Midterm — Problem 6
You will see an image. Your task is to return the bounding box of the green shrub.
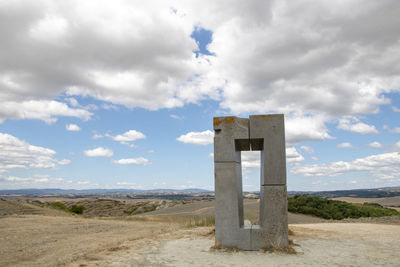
[49,202,69,212]
[70,205,85,214]
[288,195,400,220]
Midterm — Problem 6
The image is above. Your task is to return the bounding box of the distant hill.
[0,188,212,195]
[289,186,400,198]
[1,186,400,198]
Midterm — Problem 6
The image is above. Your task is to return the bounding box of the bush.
[49,202,69,212]
[288,195,400,220]
[70,205,85,214]
[49,202,85,214]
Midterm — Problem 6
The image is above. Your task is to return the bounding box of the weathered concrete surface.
[214,114,288,250]
[250,115,286,185]
[213,117,249,163]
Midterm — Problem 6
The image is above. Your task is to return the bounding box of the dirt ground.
[1,214,400,266]
[0,215,179,266]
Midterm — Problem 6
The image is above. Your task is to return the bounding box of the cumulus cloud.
[92,133,104,139]
[286,147,305,163]
[66,123,81,131]
[0,133,62,171]
[177,130,214,145]
[337,117,379,134]
[83,147,113,157]
[291,152,400,180]
[285,114,333,144]
[241,147,304,169]
[58,159,71,165]
[0,0,212,120]
[395,141,400,150]
[112,157,150,166]
[300,146,314,154]
[1,0,400,143]
[367,141,383,148]
[0,100,92,124]
[337,142,354,148]
[111,130,146,142]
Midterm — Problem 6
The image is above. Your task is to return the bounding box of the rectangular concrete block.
[215,226,252,250]
[250,115,286,185]
[214,117,249,162]
[251,224,289,249]
[214,162,243,229]
[257,185,288,248]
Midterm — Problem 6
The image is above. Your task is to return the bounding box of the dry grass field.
[1,198,400,266]
[332,196,400,212]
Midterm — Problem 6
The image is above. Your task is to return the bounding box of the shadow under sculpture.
[213,115,288,250]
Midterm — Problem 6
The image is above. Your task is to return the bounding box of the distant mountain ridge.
[288,186,400,198]
[1,186,400,198]
[0,188,212,195]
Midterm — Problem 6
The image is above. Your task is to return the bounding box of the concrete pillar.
[214,114,288,250]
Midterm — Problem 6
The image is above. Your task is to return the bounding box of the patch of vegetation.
[70,205,85,214]
[288,195,400,220]
[185,216,215,228]
[49,202,70,212]
[49,202,85,214]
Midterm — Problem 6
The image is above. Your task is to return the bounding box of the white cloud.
[241,151,261,169]
[393,106,400,112]
[337,117,379,134]
[92,133,104,139]
[285,114,333,144]
[395,141,400,150]
[65,98,79,107]
[292,152,400,180]
[83,147,113,157]
[170,114,184,120]
[286,147,305,163]
[1,1,400,141]
[337,142,354,148]
[112,157,150,166]
[0,175,100,189]
[116,182,136,186]
[111,130,146,142]
[241,147,304,169]
[0,100,92,124]
[66,123,81,131]
[392,127,400,134]
[300,146,314,154]
[177,130,214,145]
[367,141,383,148]
[58,159,71,165]
[0,133,61,171]
[102,104,118,110]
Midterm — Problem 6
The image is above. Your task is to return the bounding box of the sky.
[0,0,400,192]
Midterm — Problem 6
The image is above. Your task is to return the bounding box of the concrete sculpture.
[213,115,288,250]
